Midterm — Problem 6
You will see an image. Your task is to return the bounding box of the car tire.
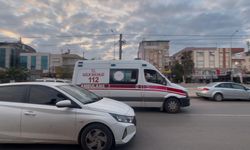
[213,93,223,101]
[164,98,180,113]
[80,123,114,150]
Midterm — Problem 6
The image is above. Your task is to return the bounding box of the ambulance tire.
[164,97,180,113]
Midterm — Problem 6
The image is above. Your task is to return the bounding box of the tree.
[180,51,194,83]
[55,66,73,79]
[171,61,184,83]
[5,67,29,81]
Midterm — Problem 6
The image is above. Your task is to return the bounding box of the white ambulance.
[72,60,190,113]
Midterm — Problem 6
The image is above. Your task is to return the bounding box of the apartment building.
[232,51,250,74]
[172,47,244,79]
[138,40,170,72]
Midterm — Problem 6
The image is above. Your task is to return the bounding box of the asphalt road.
[2,98,250,150]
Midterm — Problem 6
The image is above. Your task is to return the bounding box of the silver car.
[196,82,250,101]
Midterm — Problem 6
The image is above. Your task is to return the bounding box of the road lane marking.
[185,114,250,117]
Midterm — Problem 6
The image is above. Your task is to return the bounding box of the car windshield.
[58,85,102,104]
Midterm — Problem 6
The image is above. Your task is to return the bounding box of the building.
[232,51,250,74]
[138,40,170,72]
[54,53,83,78]
[20,53,50,80]
[50,54,63,73]
[0,42,36,70]
[171,47,244,81]
[20,53,50,73]
[20,52,83,79]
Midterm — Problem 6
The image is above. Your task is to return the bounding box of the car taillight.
[202,88,210,91]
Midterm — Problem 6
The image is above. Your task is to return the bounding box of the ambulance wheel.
[164,98,180,113]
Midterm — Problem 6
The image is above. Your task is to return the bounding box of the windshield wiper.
[84,97,103,104]
[93,97,103,101]
[84,100,95,104]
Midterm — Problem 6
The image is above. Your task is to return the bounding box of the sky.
[0,0,250,60]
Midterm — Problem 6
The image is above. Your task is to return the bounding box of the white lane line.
[185,114,250,117]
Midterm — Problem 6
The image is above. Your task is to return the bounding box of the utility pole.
[119,34,122,60]
[111,29,116,60]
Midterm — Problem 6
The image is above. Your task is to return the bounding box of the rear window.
[0,85,28,103]
[206,82,218,87]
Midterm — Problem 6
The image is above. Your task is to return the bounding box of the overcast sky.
[0,0,250,60]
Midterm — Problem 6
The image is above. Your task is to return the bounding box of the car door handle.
[24,111,36,116]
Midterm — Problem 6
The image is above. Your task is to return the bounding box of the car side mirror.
[56,100,72,108]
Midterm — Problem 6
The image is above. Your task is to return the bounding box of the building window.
[10,49,19,68]
[209,51,215,68]
[31,56,36,70]
[20,56,28,68]
[41,56,48,70]
[219,52,223,68]
[196,52,204,68]
[0,48,6,68]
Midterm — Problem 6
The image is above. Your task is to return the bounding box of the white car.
[0,82,136,150]
[35,78,71,83]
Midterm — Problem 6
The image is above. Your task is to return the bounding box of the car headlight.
[110,113,134,123]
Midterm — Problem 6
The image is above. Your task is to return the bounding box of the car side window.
[110,69,138,84]
[232,84,245,90]
[144,69,167,85]
[29,85,68,106]
[0,85,28,103]
[216,83,232,88]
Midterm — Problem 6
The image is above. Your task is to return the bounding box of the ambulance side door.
[108,68,143,107]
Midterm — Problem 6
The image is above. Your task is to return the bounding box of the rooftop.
[0,41,36,53]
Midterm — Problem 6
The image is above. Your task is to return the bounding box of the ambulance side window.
[144,69,167,85]
[110,69,138,84]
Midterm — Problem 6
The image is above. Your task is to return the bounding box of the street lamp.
[111,29,116,60]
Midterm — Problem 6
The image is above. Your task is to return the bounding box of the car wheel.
[80,123,113,150]
[213,93,223,101]
[164,98,180,113]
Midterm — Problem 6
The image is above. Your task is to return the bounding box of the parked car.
[0,82,136,150]
[72,60,190,113]
[196,82,250,101]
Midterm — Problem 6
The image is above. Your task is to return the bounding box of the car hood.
[86,98,134,116]
[170,83,187,92]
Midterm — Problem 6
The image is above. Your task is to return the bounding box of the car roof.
[206,82,242,87]
[0,82,69,87]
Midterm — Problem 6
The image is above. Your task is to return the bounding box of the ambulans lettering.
[82,69,105,77]
[76,68,109,84]
[88,77,99,83]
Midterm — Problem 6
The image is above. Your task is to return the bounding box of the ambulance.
[72,60,190,113]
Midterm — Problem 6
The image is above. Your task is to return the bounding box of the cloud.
[0,0,250,59]
[0,29,19,39]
